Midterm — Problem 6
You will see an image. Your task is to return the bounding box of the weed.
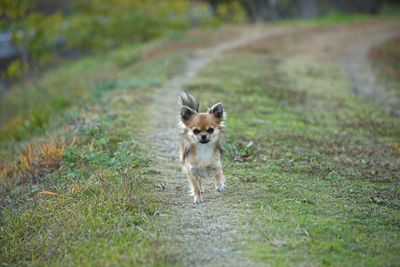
[0,142,67,185]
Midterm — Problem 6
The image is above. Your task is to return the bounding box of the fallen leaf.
[38,190,64,198]
[236,141,244,148]
[55,165,63,173]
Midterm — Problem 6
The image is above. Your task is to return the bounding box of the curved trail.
[136,27,273,266]
[134,22,400,266]
[133,27,294,266]
[344,29,400,117]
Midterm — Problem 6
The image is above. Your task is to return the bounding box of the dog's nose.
[201,135,207,140]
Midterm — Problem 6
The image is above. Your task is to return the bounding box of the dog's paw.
[216,185,224,192]
[193,199,202,204]
[193,194,202,204]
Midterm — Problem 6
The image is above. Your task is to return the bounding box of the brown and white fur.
[178,91,225,204]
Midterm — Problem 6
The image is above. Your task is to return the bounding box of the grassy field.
[1,16,400,266]
[189,51,400,265]
[0,33,193,265]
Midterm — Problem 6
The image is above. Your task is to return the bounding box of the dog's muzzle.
[199,134,210,144]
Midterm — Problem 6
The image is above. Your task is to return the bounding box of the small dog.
[178,91,225,203]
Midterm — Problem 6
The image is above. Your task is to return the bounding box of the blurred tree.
[2,0,398,83]
[31,0,71,15]
[1,0,222,81]
[204,0,400,21]
[215,1,246,23]
[0,0,32,78]
[0,0,63,80]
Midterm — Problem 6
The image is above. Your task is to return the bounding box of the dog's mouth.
[199,140,210,144]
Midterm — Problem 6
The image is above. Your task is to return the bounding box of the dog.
[178,91,225,203]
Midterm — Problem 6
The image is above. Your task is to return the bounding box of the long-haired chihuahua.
[178,91,225,203]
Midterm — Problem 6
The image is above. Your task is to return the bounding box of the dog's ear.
[181,105,196,124]
[209,102,223,121]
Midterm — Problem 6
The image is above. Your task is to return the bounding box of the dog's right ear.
[181,105,196,124]
[209,102,224,121]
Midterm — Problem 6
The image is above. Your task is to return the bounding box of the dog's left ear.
[181,105,196,125]
[209,102,224,121]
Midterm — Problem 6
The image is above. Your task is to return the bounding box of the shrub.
[1,0,218,79]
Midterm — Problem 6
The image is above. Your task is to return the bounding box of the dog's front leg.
[215,166,225,192]
[198,178,204,194]
[187,170,202,203]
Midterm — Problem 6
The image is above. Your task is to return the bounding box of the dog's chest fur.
[193,143,214,167]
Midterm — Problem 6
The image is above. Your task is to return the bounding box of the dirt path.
[282,20,400,116]
[135,27,280,266]
[134,21,400,266]
[344,29,400,117]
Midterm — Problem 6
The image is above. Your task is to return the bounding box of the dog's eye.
[193,129,200,134]
[207,127,214,134]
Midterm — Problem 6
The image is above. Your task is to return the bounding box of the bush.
[216,1,246,23]
[1,0,220,79]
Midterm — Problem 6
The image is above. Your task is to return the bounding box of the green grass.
[276,12,370,27]
[0,34,191,265]
[1,173,164,265]
[1,17,400,266]
[188,48,400,265]
[275,11,400,28]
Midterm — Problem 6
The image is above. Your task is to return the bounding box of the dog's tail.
[178,91,199,112]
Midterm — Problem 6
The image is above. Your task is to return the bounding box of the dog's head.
[180,102,224,145]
